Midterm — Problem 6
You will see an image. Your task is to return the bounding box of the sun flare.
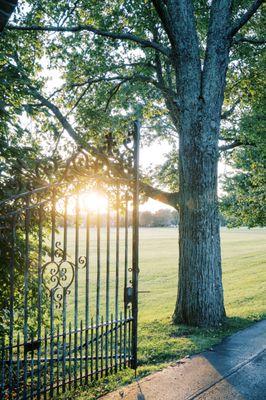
[57,191,109,215]
[79,191,108,213]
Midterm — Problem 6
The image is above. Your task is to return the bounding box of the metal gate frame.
[0,122,140,399]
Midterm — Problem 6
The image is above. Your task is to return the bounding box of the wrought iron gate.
[0,123,140,399]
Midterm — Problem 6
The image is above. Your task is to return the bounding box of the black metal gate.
[0,123,140,399]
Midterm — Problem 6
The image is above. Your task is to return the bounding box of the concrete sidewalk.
[100,320,266,400]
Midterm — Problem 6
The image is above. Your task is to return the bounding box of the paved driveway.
[100,320,266,400]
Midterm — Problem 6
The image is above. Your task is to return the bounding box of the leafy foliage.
[221,48,266,227]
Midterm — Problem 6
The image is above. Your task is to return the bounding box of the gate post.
[131,120,140,370]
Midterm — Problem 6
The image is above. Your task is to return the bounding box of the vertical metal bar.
[85,211,90,326]
[124,193,129,312]
[123,312,127,369]
[115,187,120,372]
[90,317,94,381]
[115,187,120,318]
[95,206,101,379]
[50,190,56,395]
[16,333,20,399]
[74,195,79,387]
[63,197,68,261]
[56,325,60,395]
[68,322,71,391]
[131,120,140,370]
[23,196,30,399]
[49,291,54,398]
[30,332,34,400]
[124,193,128,367]
[105,198,110,375]
[100,316,104,377]
[8,217,15,399]
[62,289,67,393]
[119,311,122,370]
[128,309,132,366]
[85,211,90,384]
[43,328,47,400]
[110,313,113,374]
[80,320,83,383]
[51,188,56,261]
[37,204,43,399]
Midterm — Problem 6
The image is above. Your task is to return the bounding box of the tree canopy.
[1,1,264,209]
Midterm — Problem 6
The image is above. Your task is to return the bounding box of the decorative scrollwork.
[78,255,87,269]
[42,259,75,307]
[54,241,64,259]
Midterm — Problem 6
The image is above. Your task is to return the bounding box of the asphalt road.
[100,320,266,400]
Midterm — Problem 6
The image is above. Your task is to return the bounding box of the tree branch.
[7,23,171,57]
[104,80,126,112]
[219,140,242,151]
[141,182,179,209]
[229,0,264,37]
[233,35,266,45]
[27,85,179,207]
[219,139,254,151]
[151,0,176,46]
[12,57,179,206]
[59,0,80,27]
[221,99,240,120]
[154,47,180,127]
[49,73,178,104]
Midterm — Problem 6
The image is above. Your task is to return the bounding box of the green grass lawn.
[58,227,266,399]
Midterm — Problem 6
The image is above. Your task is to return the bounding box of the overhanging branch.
[141,182,179,209]
[233,35,266,45]
[7,23,171,57]
[48,73,178,104]
[229,0,264,37]
[219,140,254,151]
[27,85,179,208]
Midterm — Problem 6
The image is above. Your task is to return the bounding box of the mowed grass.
[58,227,266,399]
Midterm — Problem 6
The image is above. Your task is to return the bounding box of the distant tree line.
[140,210,228,227]
[56,208,232,228]
[139,209,178,227]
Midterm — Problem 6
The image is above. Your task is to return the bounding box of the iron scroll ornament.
[42,241,87,307]
[41,259,75,308]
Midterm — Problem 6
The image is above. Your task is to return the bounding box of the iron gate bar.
[105,198,110,376]
[74,195,79,388]
[85,210,90,384]
[132,120,140,370]
[37,203,43,399]
[23,196,30,399]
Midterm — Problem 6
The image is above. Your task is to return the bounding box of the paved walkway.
[100,320,266,400]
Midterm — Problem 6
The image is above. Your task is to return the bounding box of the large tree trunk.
[173,104,225,327]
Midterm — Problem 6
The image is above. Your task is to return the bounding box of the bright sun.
[79,191,108,213]
[59,191,108,215]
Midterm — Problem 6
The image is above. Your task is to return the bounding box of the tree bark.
[170,0,232,327]
[173,103,225,327]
